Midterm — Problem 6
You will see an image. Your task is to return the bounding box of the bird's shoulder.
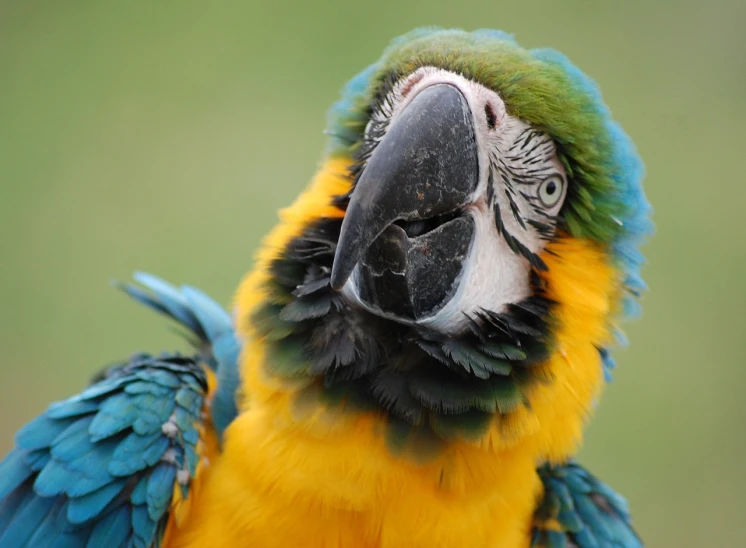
[531,461,643,548]
[0,273,241,548]
[0,352,211,548]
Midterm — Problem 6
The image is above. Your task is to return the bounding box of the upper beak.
[331,83,479,291]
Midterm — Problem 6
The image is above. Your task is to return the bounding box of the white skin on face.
[345,67,568,334]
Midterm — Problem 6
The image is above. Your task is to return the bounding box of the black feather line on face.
[507,127,534,153]
[488,149,565,260]
[493,202,548,271]
[505,188,527,231]
[252,211,556,450]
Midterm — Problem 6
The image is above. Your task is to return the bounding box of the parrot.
[0,27,652,548]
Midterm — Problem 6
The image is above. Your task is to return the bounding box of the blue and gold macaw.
[0,28,651,547]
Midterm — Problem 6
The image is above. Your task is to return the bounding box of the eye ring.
[538,175,564,208]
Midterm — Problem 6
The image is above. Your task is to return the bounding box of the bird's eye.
[538,175,564,208]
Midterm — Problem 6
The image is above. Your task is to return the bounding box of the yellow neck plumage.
[221,157,620,547]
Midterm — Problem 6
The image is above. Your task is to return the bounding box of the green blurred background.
[1,1,744,545]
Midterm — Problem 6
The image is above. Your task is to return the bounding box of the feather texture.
[0,354,207,548]
[249,215,554,446]
[531,462,643,548]
[118,273,241,439]
[0,26,652,547]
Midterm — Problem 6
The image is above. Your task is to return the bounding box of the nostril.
[401,73,424,98]
[484,103,497,130]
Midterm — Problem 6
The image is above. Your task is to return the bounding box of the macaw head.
[239,28,652,458]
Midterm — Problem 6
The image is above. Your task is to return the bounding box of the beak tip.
[330,277,343,292]
[330,260,351,292]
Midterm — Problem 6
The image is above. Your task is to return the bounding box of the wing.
[0,353,208,548]
[118,272,242,439]
[0,273,242,547]
[531,461,643,548]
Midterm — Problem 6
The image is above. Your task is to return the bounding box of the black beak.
[331,84,479,295]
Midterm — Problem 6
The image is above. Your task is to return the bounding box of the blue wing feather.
[130,504,155,547]
[86,506,131,548]
[0,490,58,546]
[0,273,238,547]
[132,272,202,337]
[66,480,127,524]
[0,451,34,500]
[0,353,207,548]
[145,463,177,520]
[0,480,34,531]
[531,461,643,548]
[25,498,68,546]
[180,285,232,343]
[119,273,242,441]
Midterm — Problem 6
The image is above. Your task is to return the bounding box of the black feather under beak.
[331,83,479,320]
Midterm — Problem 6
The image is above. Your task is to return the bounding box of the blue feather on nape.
[0,353,207,548]
[531,461,643,548]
